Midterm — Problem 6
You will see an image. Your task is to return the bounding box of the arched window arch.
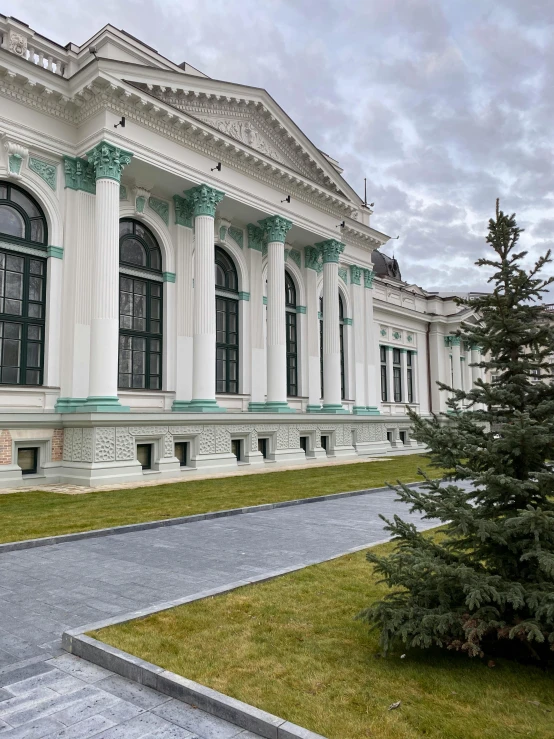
[285,271,298,397]
[215,246,239,394]
[118,219,163,390]
[0,182,47,385]
[319,293,345,400]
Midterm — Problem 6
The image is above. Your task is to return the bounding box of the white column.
[451,336,462,393]
[172,197,194,410]
[470,346,481,387]
[188,184,225,412]
[320,239,345,412]
[304,248,321,411]
[400,349,408,403]
[259,215,292,411]
[43,250,63,400]
[387,347,395,407]
[351,265,367,414]
[80,142,132,412]
[247,225,265,409]
[364,269,380,413]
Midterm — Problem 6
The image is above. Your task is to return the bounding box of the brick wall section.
[0,430,12,465]
[51,429,64,462]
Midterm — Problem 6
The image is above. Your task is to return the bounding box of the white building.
[0,17,484,488]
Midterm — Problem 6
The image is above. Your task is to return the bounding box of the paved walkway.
[0,487,442,738]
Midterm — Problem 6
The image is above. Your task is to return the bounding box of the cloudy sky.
[5,0,554,293]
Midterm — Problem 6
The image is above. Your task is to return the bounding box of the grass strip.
[0,455,431,545]
[92,541,554,739]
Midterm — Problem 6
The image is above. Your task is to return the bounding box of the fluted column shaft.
[318,239,345,413]
[451,337,462,392]
[400,349,409,403]
[266,241,287,403]
[470,347,480,387]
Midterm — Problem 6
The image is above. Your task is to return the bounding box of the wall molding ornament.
[120,184,128,200]
[304,245,322,272]
[173,193,193,227]
[285,247,301,268]
[185,183,225,218]
[350,264,362,285]
[247,223,264,252]
[258,215,293,244]
[363,268,374,289]
[132,186,150,215]
[4,140,28,180]
[86,140,133,182]
[338,265,348,283]
[316,239,345,264]
[228,225,244,249]
[63,155,96,194]
[28,156,57,190]
[148,195,169,225]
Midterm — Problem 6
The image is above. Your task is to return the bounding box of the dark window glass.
[215,247,239,394]
[380,346,388,402]
[285,272,298,397]
[231,438,242,461]
[119,220,163,390]
[0,183,47,244]
[258,437,267,458]
[18,447,38,475]
[175,441,189,467]
[393,349,402,402]
[407,352,414,403]
[137,444,152,470]
[300,436,308,453]
[0,246,46,385]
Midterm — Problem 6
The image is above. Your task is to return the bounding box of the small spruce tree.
[359,201,554,661]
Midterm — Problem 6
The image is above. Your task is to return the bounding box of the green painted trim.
[264,401,296,413]
[238,291,250,301]
[8,154,23,176]
[185,184,225,218]
[353,406,371,415]
[364,269,375,289]
[149,196,169,225]
[135,195,146,214]
[306,404,322,413]
[55,397,87,413]
[350,264,362,285]
[287,248,301,268]
[263,296,268,305]
[163,272,176,283]
[304,245,322,272]
[400,348,407,353]
[315,239,345,264]
[186,399,227,413]
[338,266,348,283]
[318,311,323,320]
[320,404,349,414]
[174,194,194,227]
[47,246,64,259]
[228,226,244,249]
[258,215,293,244]
[76,397,130,412]
[247,224,264,251]
[172,400,191,412]
[296,306,306,314]
[219,225,227,241]
[86,141,133,183]
[28,157,57,191]
[366,406,381,415]
[63,155,96,194]
[343,317,353,326]
[248,402,268,412]
[120,184,128,201]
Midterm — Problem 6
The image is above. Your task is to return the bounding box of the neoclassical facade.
[0,17,484,487]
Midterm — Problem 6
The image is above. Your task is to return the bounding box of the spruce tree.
[359,201,554,661]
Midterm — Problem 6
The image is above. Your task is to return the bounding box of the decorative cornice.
[350,264,362,286]
[149,196,169,225]
[86,141,133,183]
[316,239,345,264]
[258,215,293,244]
[185,183,225,218]
[28,157,57,190]
[173,194,193,227]
[63,155,96,194]
[247,223,264,252]
[364,269,374,289]
[163,271,176,283]
[228,226,244,249]
[304,246,322,272]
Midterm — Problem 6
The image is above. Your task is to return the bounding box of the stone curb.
[0,482,420,554]
[61,539,394,739]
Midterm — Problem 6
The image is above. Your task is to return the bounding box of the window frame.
[285,271,298,397]
[380,345,388,402]
[407,351,414,403]
[393,348,402,402]
[0,182,48,248]
[215,246,240,394]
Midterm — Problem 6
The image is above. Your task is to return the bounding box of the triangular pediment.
[127,81,347,192]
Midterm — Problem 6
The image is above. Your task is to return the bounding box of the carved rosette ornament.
[316,239,345,264]
[186,184,225,218]
[258,215,293,244]
[86,141,133,182]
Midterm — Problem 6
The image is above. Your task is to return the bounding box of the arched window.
[0,182,47,385]
[285,272,298,397]
[215,246,239,394]
[118,220,163,390]
[319,294,346,399]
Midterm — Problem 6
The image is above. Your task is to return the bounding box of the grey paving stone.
[51,689,120,727]
[5,686,100,727]
[45,656,114,684]
[0,716,65,738]
[154,699,245,738]
[0,688,12,702]
[92,711,196,738]
[98,701,144,724]
[51,714,117,738]
[94,675,171,711]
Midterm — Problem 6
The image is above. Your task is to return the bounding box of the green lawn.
[92,541,554,739]
[0,455,432,545]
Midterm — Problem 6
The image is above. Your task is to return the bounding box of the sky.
[4,0,554,294]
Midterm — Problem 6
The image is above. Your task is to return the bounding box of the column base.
[248,401,295,413]
[55,397,87,413]
[248,402,268,412]
[75,397,130,413]
[187,399,226,413]
[353,405,381,416]
[306,404,322,413]
[172,400,192,412]
[320,404,350,414]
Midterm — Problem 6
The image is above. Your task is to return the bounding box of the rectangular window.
[174,442,189,467]
[18,447,38,475]
[387,431,394,444]
[231,438,243,461]
[407,352,414,404]
[0,250,46,386]
[286,310,298,397]
[299,436,309,453]
[137,444,152,470]
[393,348,402,402]
[258,438,268,459]
[216,296,239,394]
[119,276,163,390]
[320,435,329,452]
[399,431,407,444]
[380,346,388,402]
